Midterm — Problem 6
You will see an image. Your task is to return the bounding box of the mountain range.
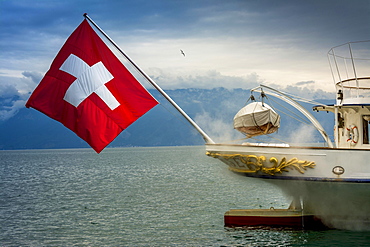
[0,87,335,151]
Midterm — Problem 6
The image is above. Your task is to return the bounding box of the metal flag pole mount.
[83,13,215,144]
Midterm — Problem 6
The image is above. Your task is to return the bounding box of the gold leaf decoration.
[206,152,315,175]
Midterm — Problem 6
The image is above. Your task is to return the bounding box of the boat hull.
[206,143,370,230]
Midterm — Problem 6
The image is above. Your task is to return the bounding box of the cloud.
[0,98,26,122]
[145,68,334,100]
[115,33,339,93]
[0,65,334,124]
[2,0,368,95]
[0,71,42,121]
[0,84,18,98]
[22,71,43,88]
[148,69,263,89]
[268,82,334,100]
[0,83,24,121]
[194,111,241,143]
[295,80,315,86]
[286,124,318,144]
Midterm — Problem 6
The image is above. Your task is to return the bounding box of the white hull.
[206,143,370,230]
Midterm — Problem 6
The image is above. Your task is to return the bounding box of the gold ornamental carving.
[206,152,315,175]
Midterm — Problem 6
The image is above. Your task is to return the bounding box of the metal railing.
[328,41,370,99]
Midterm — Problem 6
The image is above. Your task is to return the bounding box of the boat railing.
[336,77,370,102]
[328,41,370,102]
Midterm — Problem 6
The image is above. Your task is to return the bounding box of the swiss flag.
[26,19,158,153]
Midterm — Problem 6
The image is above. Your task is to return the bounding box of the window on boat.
[363,115,370,144]
[338,113,344,128]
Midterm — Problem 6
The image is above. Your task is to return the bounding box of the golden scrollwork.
[206,151,315,175]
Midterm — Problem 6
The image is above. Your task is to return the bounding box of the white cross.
[60,54,120,110]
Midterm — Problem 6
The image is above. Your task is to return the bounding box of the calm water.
[1,146,369,246]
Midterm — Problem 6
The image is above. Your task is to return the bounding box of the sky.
[0,0,369,120]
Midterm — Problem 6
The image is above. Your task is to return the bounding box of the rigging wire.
[254,91,311,126]
[240,89,330,145]
[267,97,311,125]
[277,90,329,107]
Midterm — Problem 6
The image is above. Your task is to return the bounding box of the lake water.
[1,146,369,246]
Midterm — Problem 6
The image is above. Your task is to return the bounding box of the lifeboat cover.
[233,102,280,137]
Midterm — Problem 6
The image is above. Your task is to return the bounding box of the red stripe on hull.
[224,209,325,229]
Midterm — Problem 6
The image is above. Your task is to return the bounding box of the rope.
[276,90,327,107]
[267,97,311,125]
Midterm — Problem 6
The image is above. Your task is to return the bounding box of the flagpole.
[83,14,215,144]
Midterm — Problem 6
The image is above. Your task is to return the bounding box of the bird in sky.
[180,49,185,57]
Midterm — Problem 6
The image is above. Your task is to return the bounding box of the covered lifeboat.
[233,102,281,137]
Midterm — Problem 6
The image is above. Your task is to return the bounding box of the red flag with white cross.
[26,19,158,153]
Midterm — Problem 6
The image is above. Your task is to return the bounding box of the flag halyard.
[26,19,158,153]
